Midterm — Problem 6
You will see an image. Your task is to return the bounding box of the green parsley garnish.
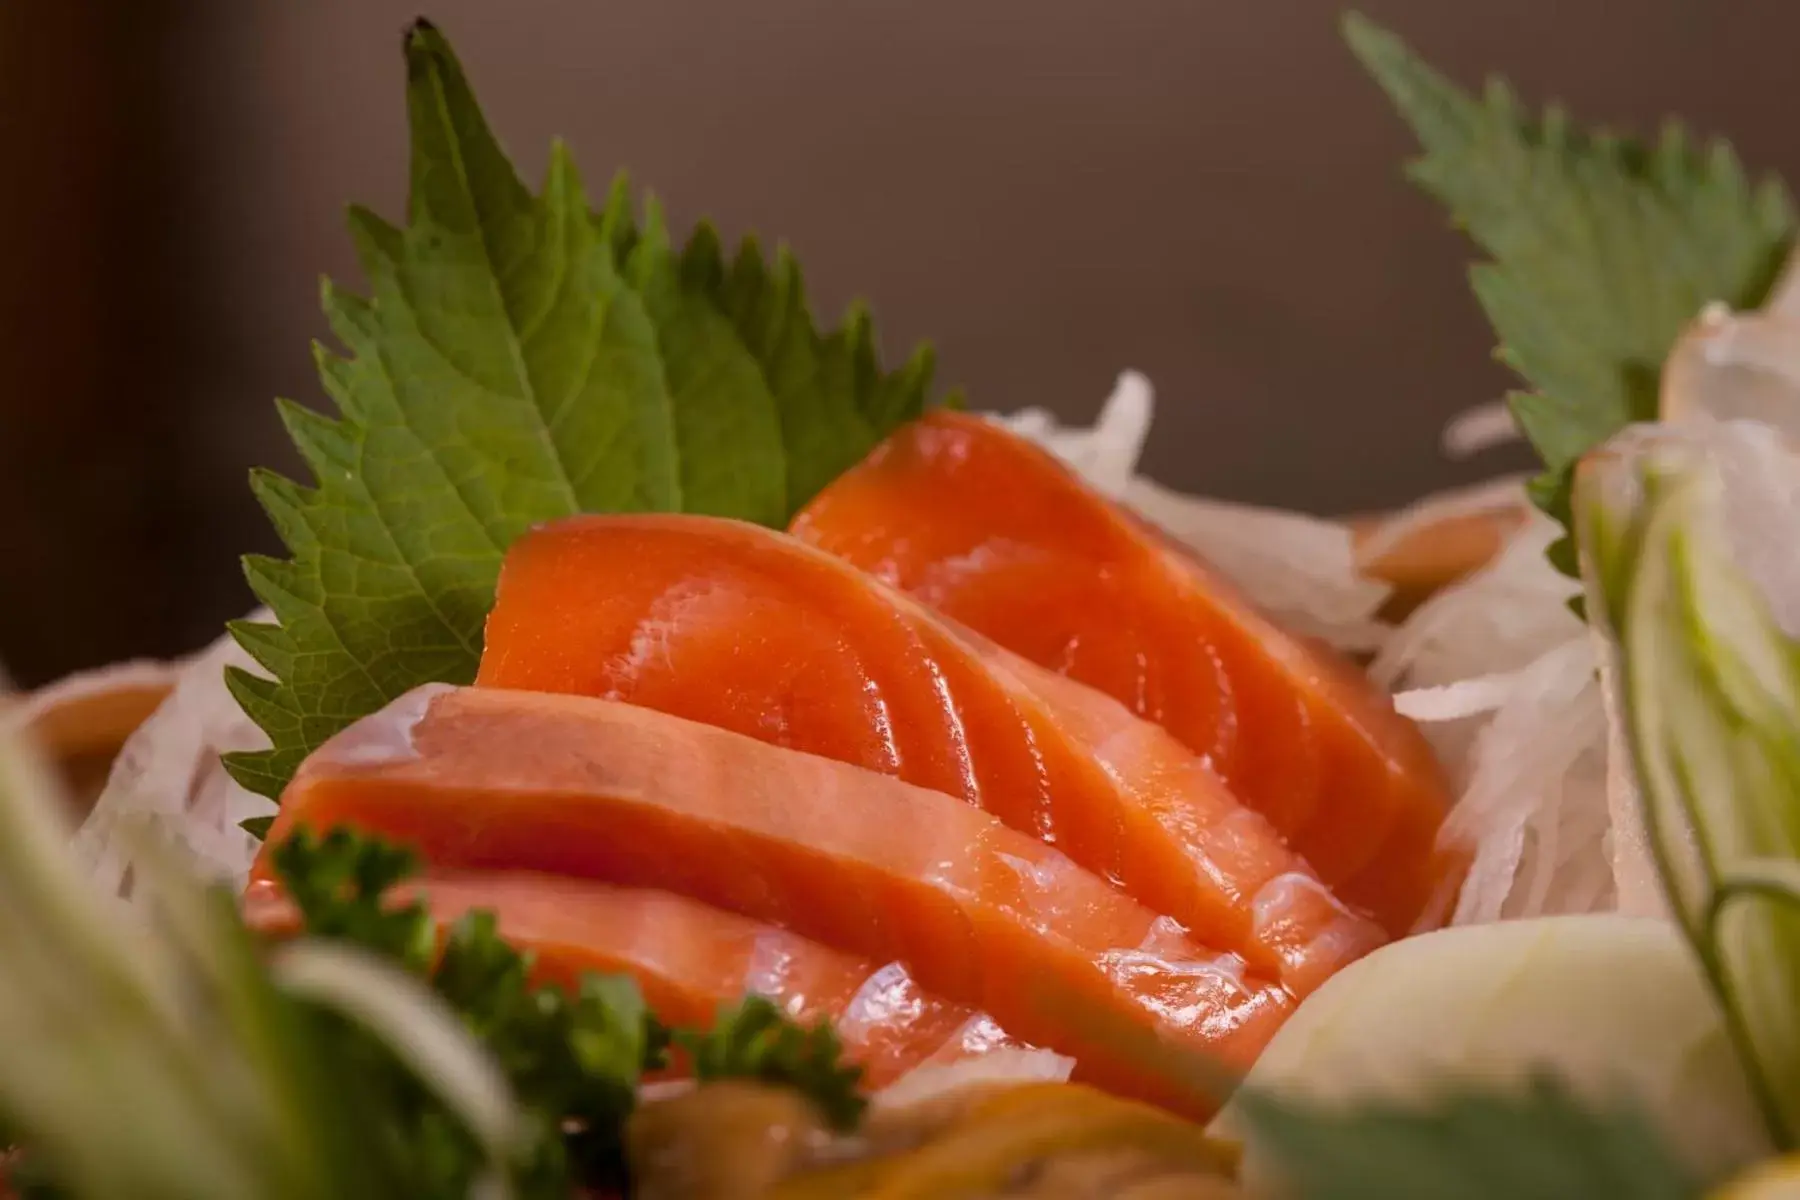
[223,20,950,806]
[1344,12,1794,580]
[677,996,867,1133]
[269,827,664,1191]
[266,825,867,1189]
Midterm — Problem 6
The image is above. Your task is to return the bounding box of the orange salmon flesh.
[243,871,1017,1087]
[254,685,1286,1118]
[791,411,1464,935]
[475,513,1384,996]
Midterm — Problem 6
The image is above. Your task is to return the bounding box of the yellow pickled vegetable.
[772,1083,1238,1199]
[1712,1156,1800,1200]
[627,1082,833,1200]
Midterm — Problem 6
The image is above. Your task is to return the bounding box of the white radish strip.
[996,370,1155,500]
[1393,675,1522,722]
[1440,401,1521,459]
[73,618,275,896]
[998,376,1392,655]
[876,1048,1076,1109]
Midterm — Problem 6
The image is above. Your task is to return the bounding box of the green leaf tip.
[1338,11,1394,68]
[402,17,452,72]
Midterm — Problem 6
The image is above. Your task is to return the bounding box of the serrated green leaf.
[1345,12,1794,573]
[719,240,900,511]
[222,750,293,808]
[232,29,647,795]
[624,199,788,524]
[1234,1075,1699,1200]
[233,23,945,803]
[224,617,294,682]
[220,666,293,736]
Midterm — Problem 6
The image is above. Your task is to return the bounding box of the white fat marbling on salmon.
[321,683,448,767]
[836,961,930,1042]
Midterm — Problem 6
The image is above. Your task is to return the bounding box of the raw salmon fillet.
[789,411,1461,935]
[244,872,1008,1088]
[474,514,1382,996]
[252,685,1294,1118]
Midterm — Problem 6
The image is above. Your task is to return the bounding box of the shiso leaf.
[226,22,943,807]
[1345,12,1794,582]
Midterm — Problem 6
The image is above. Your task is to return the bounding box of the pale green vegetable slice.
[1577,418,1800,1149]
[1215,914,1768,1182]
[0,725,524,1199]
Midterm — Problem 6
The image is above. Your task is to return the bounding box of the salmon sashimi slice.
[243,871,1010,1088]
[473,513,1383,996]
[251,685,1293,1118]
[788,411,1462,935]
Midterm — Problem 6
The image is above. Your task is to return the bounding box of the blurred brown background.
[0,0,1786,686]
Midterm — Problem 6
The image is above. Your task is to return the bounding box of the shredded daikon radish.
[1372,512,1583,693]
[1128,480,1392,651]
[73,617,274,896]
[1000,372,1393,652]
[876,1048,1077,1109]
[1386,247,1800,926]
[1392,674,1521,723]
[1441,400,1521,459]
[999,370,1154,501]
[1377,420,1800,924]
[1373,392,1609,924]
[1375,507,1618,923]
[635,1045,1078,1110]
[1384,243,1800,924]
[1442,638,1611,923]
